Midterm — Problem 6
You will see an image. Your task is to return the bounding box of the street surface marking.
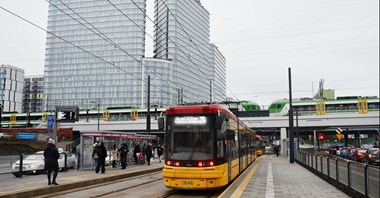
[265,156,275,197]
[229,160,259,198]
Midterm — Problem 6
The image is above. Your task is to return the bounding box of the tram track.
[34,172,163,198]
[34,171,226,198]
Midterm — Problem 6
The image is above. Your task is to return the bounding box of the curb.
[0,167,163,198]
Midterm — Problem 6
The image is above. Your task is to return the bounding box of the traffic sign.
[47,115,54,129]
[336,134,343,140]
[336,128,342,134]
[55,106,79,123]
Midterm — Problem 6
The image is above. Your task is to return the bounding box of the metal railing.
[0,153,69,178]
[296,150,379,198]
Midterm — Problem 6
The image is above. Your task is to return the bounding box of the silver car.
[12,150,77,177]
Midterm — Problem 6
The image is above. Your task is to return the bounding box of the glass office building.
[44,0,147,110]
[210,44,226,102]
[142,58,174,107]
[0,65,24,113]
[154,0,225,104]
[23,76,44,112]
[44,0,226,110]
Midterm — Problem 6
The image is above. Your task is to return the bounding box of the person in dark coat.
[95,142,107,174]
[274,145,280,157]
[146,143,153,165]
[156,144,163,163]
[133,142,141,163]
[44,138,60,185]
[118,143,129,169]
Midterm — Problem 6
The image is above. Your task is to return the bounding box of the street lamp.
[295,110,299,150]
[91,99,100,131]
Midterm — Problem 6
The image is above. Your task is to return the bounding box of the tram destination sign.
[55,106,79,123]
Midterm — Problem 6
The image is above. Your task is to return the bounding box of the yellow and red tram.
[159,104,258,190]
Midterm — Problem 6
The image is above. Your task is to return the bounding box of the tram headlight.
[209,161,214,166]
[167,160,171,165]
[175,162,180,166]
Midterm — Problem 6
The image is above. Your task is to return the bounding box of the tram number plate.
[182,180,193,186]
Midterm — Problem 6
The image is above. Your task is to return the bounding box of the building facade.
[44,0,147,110]
[23,76,44,112]
[154,0,225,104]
[0,65,24,113]
[210,44,226,102]
[142,58,174,107]
[44,0,226,110]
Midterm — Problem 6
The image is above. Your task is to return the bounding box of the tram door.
[226,139,232,181]
[225,129,235,182]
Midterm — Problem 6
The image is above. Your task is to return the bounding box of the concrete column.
[354,133,360,147]
[280,128,287,155]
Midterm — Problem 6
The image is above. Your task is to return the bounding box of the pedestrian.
[44,138,60,185]
[118,143,129,169]
[133,142,141,163]
[274,145,280,157]
[146,143,153,165]
[111,144,118,168]
[142,143,147,159]
[95,142,107,174]
[156,144,163,163]
[92,143,99,170]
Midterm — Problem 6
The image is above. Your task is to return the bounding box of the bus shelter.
[77,130,156,170]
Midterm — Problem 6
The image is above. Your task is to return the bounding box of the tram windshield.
[166,116,214,160]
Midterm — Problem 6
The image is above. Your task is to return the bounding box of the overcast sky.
[0,0,379,107]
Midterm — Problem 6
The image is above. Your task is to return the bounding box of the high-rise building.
[210,44,226,102]
[23,76,44,112]
[154,0,225,104]
[44,0,147,110]
[44,0,226,110]
[0,65,24,113]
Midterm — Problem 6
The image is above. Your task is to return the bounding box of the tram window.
[276,104,282,110]
[217,140,224,158]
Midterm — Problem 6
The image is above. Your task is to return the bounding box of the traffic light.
[319,135,324,141]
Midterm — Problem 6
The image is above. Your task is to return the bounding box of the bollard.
[18,153,23,178]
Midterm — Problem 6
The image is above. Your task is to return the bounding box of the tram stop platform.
[0,155,350,198]
[220,154,349,198]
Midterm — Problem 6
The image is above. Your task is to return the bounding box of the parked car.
[329,145,341,155]
[352,148,368,162]
[59,151,77,170]
[365,148,380,165]
[346,147,358,160]
[339,147,351,158]
[12,152,45,176]
[12,149,77,177]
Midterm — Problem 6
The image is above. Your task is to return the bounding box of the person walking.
[146,143,153,165]
[118,143,129,169]
[111,144,118,168]
[92,143,99,170]
[156,144,163,163]
[44,138,60,185]
[133,142,141,164]
[274,145,280,157]
[94,142,107,174]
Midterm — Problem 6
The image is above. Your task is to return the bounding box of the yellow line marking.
[218,158,260,198]
[231,162,259,198]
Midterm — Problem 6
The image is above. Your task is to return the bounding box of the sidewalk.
[1,155,351,198]
[0,158,163,198]
[220,154,349,198]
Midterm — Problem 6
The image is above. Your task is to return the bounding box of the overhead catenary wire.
[0,5,175,96]
[47,0,177,87]
[0,7,137,78]
[129,0,222,92]
[0,2,215,104]
[156,0,238,101]
[44,1,184,96]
